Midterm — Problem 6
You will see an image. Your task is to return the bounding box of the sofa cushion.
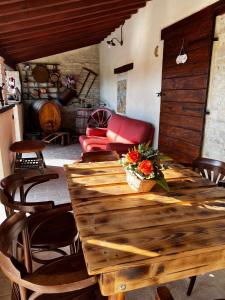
[79,135,110,152]
[107,114,154,144]
[86,127,107,137]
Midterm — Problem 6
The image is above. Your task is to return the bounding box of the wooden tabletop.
[65,160,225,297]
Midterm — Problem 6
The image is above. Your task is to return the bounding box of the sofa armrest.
[86,127,107,137]
[106,143,137,154]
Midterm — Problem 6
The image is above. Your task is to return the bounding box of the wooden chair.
[0,173,78,265]
[155,287,174,300]
[187,157,225,296]
[10,140,46,174]
[193,157,225,185]
[0,212,105,300]
[81,150,120,162]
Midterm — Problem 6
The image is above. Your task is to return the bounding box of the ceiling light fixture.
[106,25,123,48]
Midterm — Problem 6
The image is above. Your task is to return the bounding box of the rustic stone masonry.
[203,14,225,162]
[19,45,100,131]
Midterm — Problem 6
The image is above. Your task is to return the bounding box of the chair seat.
[24,254,98,292]
[30,211,77,249]
[10,140,46,153]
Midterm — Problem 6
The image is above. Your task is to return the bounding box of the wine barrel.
[32,100,61,133]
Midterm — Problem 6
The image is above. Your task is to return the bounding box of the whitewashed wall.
[100,0,219,148]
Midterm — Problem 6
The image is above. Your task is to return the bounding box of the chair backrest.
[0,173,24,201]
[0,211,97,300]
[0,212,31,283]
[81,150,120,162]
[192,157,225,184]
[1,173,58,202]
[0,174,58,216]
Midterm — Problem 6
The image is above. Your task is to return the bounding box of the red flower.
[127,150,141,163]
[138,160,154,176]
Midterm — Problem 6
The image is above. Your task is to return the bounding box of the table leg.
[108,293,125,300]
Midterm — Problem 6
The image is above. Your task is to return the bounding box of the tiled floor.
[0,143,225,300]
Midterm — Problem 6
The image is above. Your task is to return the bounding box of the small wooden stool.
[10,140,46,174]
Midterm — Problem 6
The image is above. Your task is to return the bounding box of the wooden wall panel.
[160,103,205,118]
[159,4,217,164]
[161,90,207,103]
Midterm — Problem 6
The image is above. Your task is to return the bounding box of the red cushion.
[86,127,107,137]
[107,114,154,144]
[80,114,154,153]
[79,135,110,152]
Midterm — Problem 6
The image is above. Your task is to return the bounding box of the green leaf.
[155,177,170,191]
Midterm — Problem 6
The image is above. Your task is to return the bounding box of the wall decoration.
[154,45,159,57]
[176,39,188,64]
[6,71,21,101]
[117,79,127,114]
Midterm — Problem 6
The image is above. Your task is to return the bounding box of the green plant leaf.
[155,177,170,191]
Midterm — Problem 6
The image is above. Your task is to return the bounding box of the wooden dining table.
[64,160,225,300]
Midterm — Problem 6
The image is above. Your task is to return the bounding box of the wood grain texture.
[159,2,218,164]
[65,160,225,296]
[161,89,207,104]
[0,0,149,64]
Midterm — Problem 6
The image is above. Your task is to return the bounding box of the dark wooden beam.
[0,16,127,44]
[0,18,127,47]
[5,27,116,54]
[0,1,146,32]
[0,0,143,16]
[0,10,133,41]
[14,38,104,63]
[0,0,149,64]
[114,63,134,74]
[0,49,16,69]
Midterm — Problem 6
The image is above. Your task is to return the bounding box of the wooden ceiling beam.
[2,27,124,52]
[0,10,133,40]
[0,2,146,33]
[0,0,145,27]
[0,0,114,14]
[4,27,117,54]
[14,37,104,63]
[0,16,128,46]
[0,0,145,16]
[0,50,16,69]
[0,0,149,63]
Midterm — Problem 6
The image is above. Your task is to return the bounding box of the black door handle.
[156,92,166,97]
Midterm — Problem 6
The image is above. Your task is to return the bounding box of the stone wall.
[20,45,100,131]
[202,14,225,161]
[32,45,100,101]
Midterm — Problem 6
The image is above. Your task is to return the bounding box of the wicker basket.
[126,170,156,192]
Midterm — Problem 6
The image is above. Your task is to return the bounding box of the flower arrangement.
[121,143,169,192]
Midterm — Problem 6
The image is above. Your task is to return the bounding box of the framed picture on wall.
[117,74,127,114]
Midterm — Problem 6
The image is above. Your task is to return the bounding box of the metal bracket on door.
[156,92,166,97]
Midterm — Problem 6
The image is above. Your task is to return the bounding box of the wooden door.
[159,6,215,164]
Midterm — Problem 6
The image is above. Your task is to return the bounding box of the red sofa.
[79,114,154,154]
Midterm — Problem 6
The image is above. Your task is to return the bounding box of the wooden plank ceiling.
[0,0,149,66]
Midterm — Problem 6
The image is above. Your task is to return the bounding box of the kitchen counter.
[0,104,15,114]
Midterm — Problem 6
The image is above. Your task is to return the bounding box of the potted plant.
[121,143,169,192]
